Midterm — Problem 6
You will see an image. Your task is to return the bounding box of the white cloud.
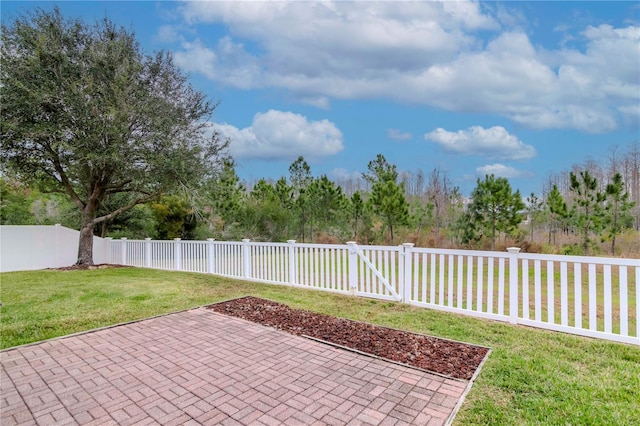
[172,39,217,79]
[156,25,184,43]
[425,126,536,160]
[173,38,262,90]
[217,110,344,161]
[475,164,534,179]
[298,96,331,110]
[173,2,639,133]
[618,104,640,127]
[387,129,413,141]
[177,1,493,81]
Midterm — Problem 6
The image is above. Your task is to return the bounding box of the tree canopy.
[0,8,228,264]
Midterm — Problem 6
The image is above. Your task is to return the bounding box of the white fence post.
[144,238,152,268]
[346,241,358,294]
[207,238,215,274]
[54,224,61,266]
[507,247,521,324]
[121,238,127,265]
[402,243,414,303]
[287,240,296,285]
[242,239,251,279]
[174,238,181,270]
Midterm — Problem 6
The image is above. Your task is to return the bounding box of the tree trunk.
[491,220,496,251]
[530,223,534,243]
[353,213,359,240]
[611,211,617,255]
[77,222,95,265]
[611,235,616,256]
[76,203,98,265]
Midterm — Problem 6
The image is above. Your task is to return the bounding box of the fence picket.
[604,265,612,334]
[620,266,628,336]
[589,264,597,331]
[574,263,582,329]
[105,237,638,345]
[438,255,445,305]
[561,262,568,326]
[448,254,454,307]
[547,261,554,323]
[498,258,505,316]
[457,255,463,309]
[522,259,529,320]
[486,258,493,314]
[466,256,473,310]
[534,260,542,322]
[478,257,484,313]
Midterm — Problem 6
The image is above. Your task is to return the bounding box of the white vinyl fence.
[0,225,108,272]
[107,238,640,345]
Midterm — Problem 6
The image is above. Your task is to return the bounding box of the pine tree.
[368,180,409,243]
[546,185,568,246]
[467,175,525,250]
[604,173,635,255]
[569,171,605,255]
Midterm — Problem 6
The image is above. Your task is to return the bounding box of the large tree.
[1,8,228,264]
[467,174,525,250]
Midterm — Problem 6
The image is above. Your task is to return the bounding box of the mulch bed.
[206,296,490,380]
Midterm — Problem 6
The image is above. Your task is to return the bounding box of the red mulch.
[206,296,490,380]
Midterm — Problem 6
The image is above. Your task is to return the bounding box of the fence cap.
[507,247,521,254]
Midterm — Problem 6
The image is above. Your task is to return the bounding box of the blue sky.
[3,1,639,197]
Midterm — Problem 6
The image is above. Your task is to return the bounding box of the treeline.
[2,142,639,256]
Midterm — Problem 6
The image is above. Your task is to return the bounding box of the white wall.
[0,225,108,272]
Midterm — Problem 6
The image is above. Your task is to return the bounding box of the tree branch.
[44,143,85,209]
[90,193,157,226]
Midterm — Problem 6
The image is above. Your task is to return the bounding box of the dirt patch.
[51,264,131,271]
[207,296,490,380]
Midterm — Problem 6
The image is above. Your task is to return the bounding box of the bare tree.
[626,141,640,230]
[425,168,455,240]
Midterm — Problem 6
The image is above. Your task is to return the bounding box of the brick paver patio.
[1,308,469,425]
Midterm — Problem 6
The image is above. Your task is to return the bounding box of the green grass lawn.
[1,267,638,425]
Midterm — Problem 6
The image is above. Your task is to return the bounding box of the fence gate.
[347,242,403,301]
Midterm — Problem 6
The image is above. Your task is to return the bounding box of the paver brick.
[0,309,469,426]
